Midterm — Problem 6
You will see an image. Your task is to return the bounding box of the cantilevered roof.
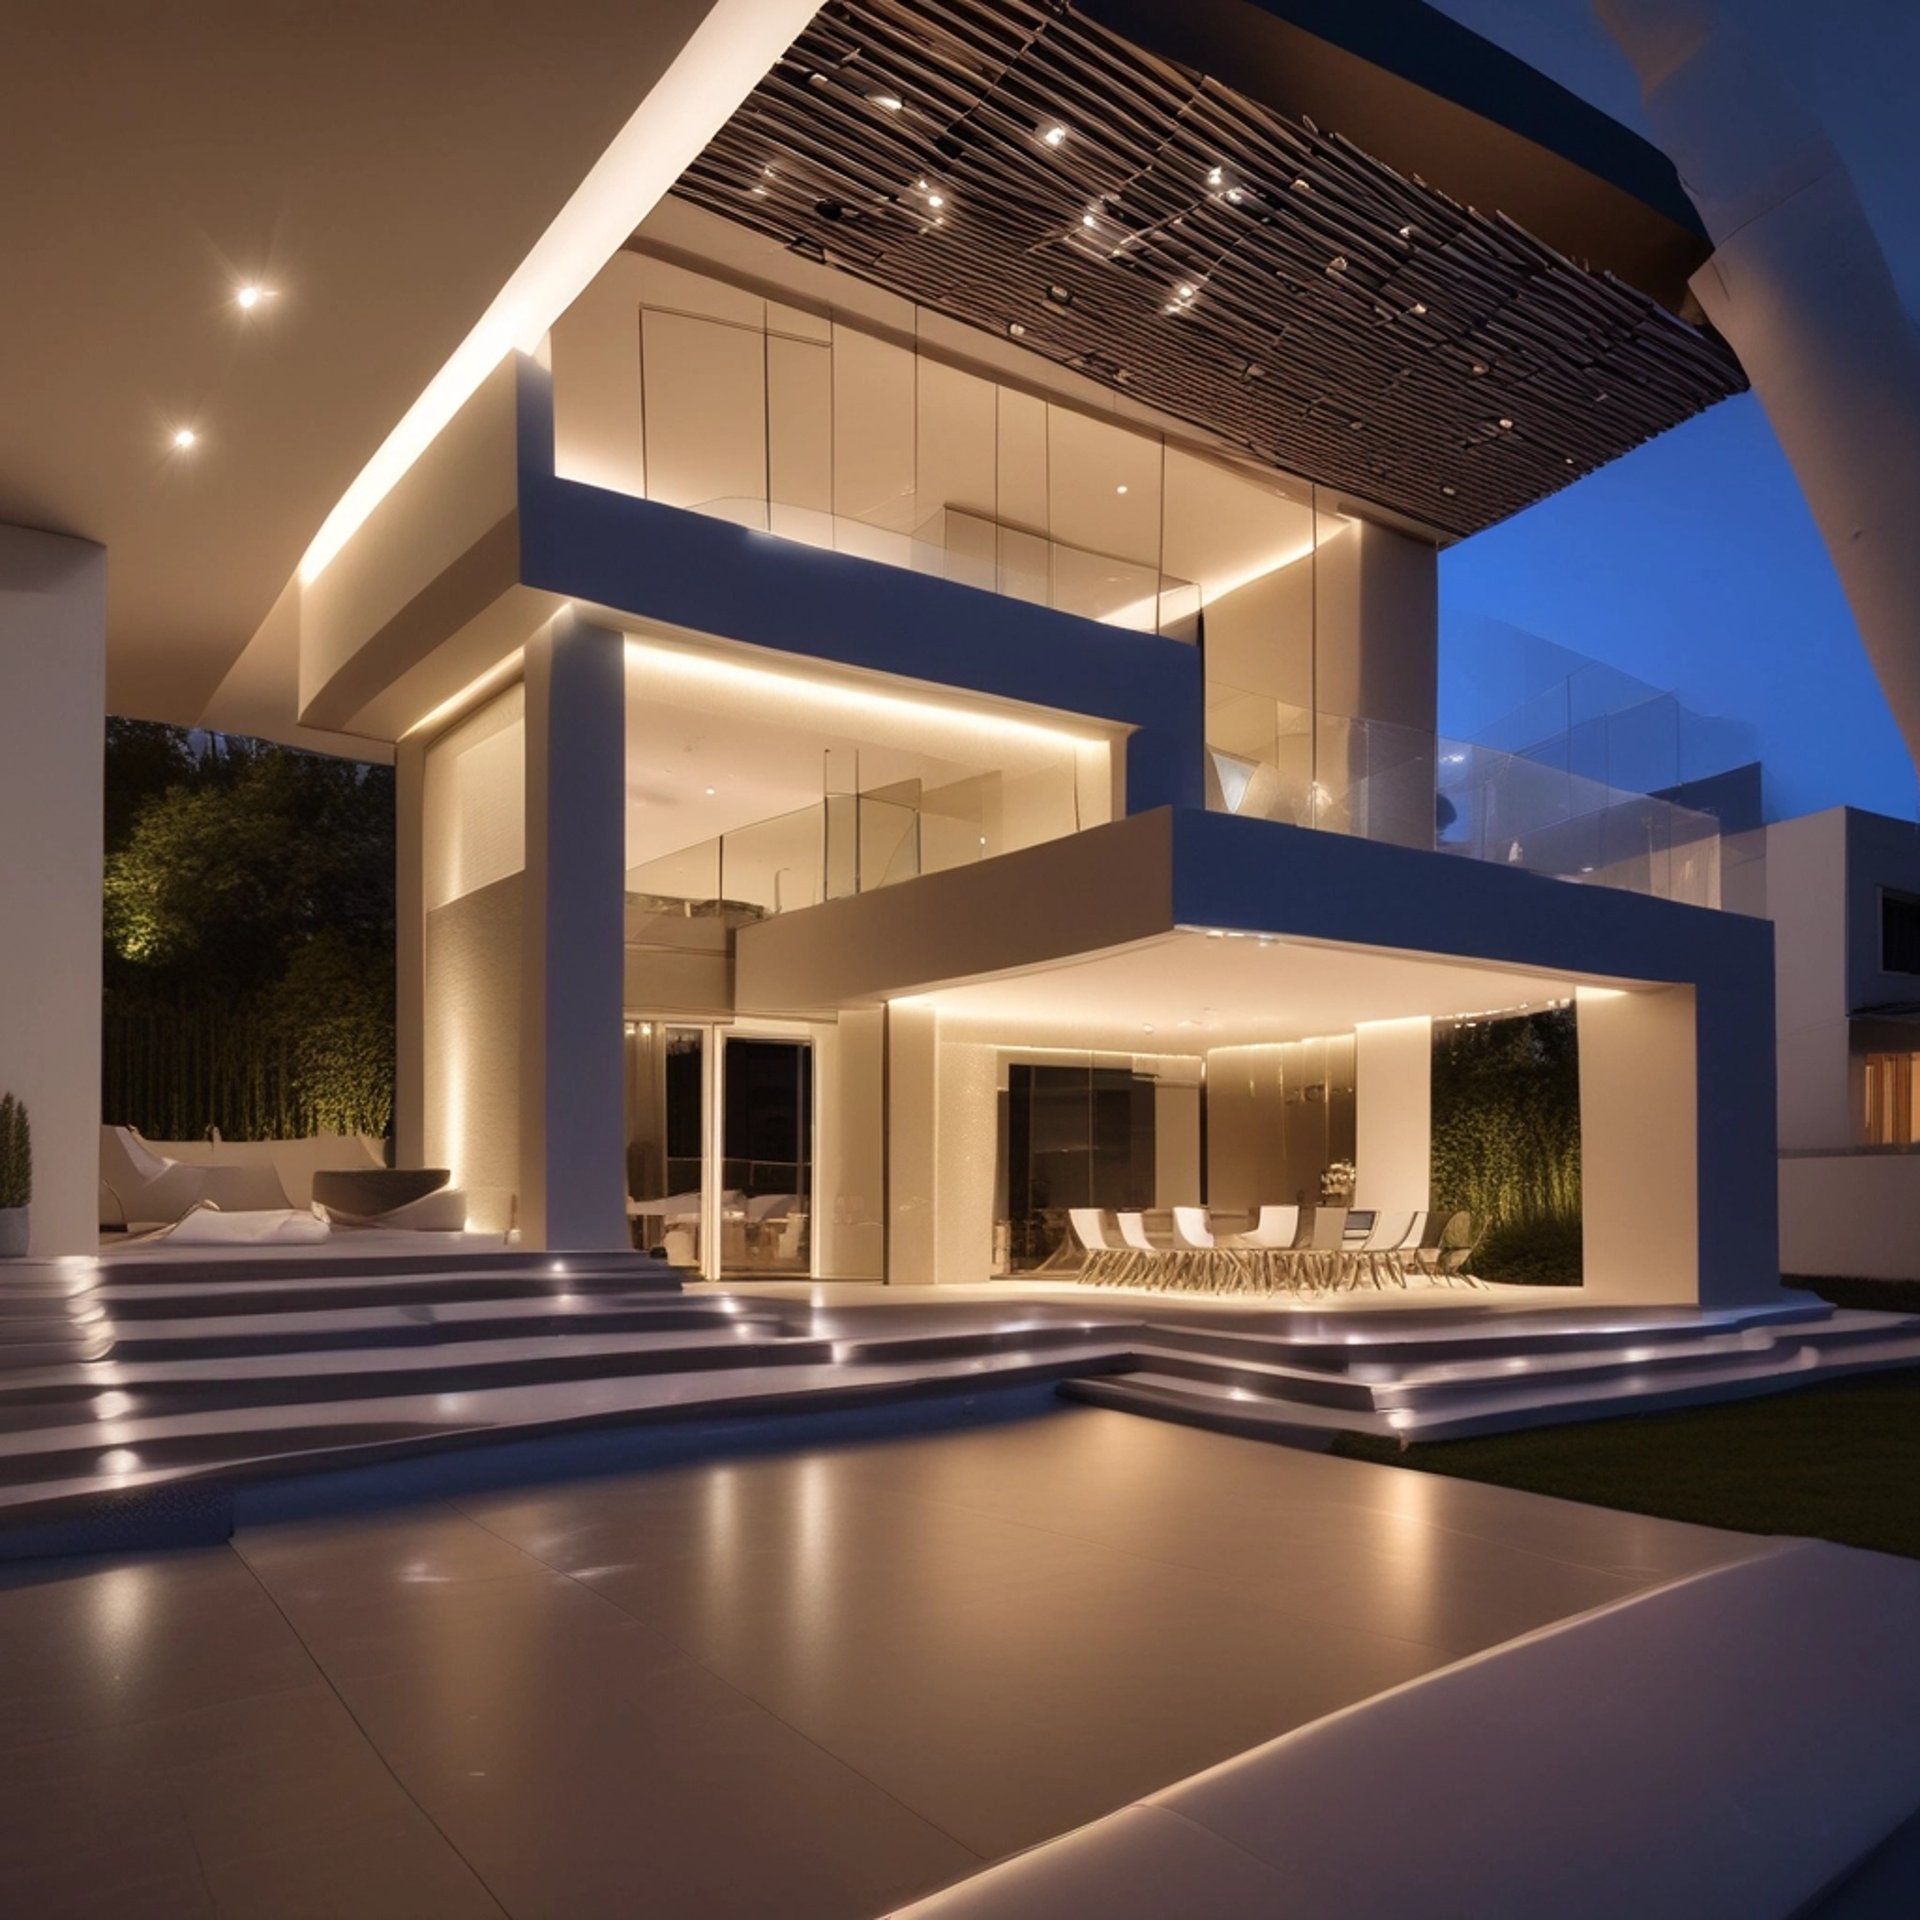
[673,0,1747,538]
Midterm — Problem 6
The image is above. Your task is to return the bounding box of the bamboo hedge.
[1431,1006,1582,1283]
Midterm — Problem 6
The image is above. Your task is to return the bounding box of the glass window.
[1882,892,1920,975]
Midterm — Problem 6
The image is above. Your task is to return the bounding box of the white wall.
[0,528,105,1255]
[1780,1153,1920,1280]
[1578,986,1701,1304]
[1764,811,1856,1149]
[1354,1017,1431,1209]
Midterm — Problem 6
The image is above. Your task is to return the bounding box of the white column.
[1355,1017,1432,1211]
[393,736,427,1171]
[1578,986,1700,1304]
[886,1001,937,1283]
[1601,1,1920,773]
[0,528,106,1257]
[519,612,627,1249]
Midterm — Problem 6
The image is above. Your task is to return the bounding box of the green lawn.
[1334,1367,1920,1561]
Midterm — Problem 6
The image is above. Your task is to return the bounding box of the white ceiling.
[0,0,723,729]
[905,928,1582,1051]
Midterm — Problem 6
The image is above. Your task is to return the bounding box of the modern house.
[2,0,1781,1308]
[1725,806,1920,1280]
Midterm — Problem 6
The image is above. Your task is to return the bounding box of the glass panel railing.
[1206,689,1720,905]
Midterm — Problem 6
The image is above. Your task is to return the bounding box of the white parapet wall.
[1781,1151,1920,1282]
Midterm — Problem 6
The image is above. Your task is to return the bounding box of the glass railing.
[1205,691,1721,905]
[625,788,991,923]
[681,499,1198,638]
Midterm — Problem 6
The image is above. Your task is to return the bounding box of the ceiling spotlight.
[1226,188,1243,204]
[1497,416,1514,430]
[1293,177,1310,192]
[235,284,271,311]
[872,93,902,110]
[1206,166,1223,186]
[1008,320,1026,337]
[1409,301,1426,316]
[171,427,198,450]
[1081,212,1097,228]
[1045,283,1072,306]
[1441,484,1457,497]
[704,786,717,796]
[1043,124,1068,146]
[1177,284,1194,300]
[1142,1023,1155,1034]
[927,192,944,209]
[1115,484,1129,495]
[1327,255,1348,273]
[1399,224,1415,238]
[1470,361,1488,376]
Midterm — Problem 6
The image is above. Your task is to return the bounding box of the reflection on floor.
[0,1405,1771,1920]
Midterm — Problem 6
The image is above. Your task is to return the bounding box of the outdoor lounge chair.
[1170,1206,1221,1291]
[1068,1208,1112,1283]
[1113,1211,1164,1287]
[1235,1205,1303,1290]
[100,1125,289,1229]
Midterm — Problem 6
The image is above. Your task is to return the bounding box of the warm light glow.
[401,647,527,740]
[623,640,1105,751]
[1043,125,1067,146]
[171,427,198,450]
[235,284,270,311]
[296,0,818,587]
[872,93,902,110]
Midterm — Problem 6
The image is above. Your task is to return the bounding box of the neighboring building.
[1731,806,1920,1278]
[1,0,1781,1307]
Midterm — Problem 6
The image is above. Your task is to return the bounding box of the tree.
[102,729,396,1141]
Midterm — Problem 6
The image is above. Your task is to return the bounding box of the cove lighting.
[623,641,1103,751]
[295,0,818,587]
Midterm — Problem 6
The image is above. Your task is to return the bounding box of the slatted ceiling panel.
[673,0,1745,538]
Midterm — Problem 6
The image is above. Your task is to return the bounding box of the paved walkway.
[0,1404,1768,1918]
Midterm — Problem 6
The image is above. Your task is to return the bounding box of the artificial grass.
[1333,1368,1920,1561]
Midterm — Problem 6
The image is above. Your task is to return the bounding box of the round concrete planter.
[0,1207,27,1257]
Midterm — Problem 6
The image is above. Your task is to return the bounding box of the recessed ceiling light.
[1226,188,1243,203]
[235,285,269,311]
[1409,301,1426,316]
[1177,284,1194,300]
[1115,484,1128,495]
[1142,1023,1155,1033]
[1081,212,1097,228]
[1045,283,1072,306]
[872,93,902,110]
[1497,417,1514,430]
[1441,484,1457,496]
[927,193,944,209]
[171,427,198,450]
[1206,166,1223,186]
[704,786,717,796]
[1043,125,1067,146]
[1008,320,1026,337]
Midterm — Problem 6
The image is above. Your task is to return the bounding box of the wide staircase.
[1079,1300,1920,1445]
[0,1249,1135,1550]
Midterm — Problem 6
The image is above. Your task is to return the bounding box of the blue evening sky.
[1428,0,1920,823]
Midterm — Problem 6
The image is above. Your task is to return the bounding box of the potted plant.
[0,1092,30,1256]
[1320,1158,1356,1205]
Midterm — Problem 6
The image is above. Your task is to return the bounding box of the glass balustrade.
[1206,690,1722,906]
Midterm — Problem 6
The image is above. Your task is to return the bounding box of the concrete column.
[886,1000,937,1283]
[815,1006,885,1279]
[1355,1016,1432,1210]
[1600,1,1920,774]
[0,528,105,1257]
[393,736,426,1171]
[519,612,627,1249]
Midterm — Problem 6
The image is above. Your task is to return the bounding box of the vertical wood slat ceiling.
[671,0,1746,538]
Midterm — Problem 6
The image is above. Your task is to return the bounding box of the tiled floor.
[0,1404,1769,1919]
